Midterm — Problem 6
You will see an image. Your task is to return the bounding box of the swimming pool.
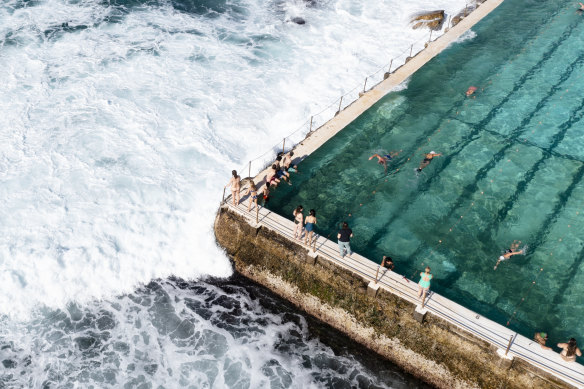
[267,0,584,345]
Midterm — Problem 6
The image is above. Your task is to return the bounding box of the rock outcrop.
[411,10,445,31]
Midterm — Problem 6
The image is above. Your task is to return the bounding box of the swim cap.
[499,256,505,260]
[430,151,436,154]
[539,332,547,338]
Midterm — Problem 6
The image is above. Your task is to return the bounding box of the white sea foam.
[1,280,398,388]
[0,0,469,318]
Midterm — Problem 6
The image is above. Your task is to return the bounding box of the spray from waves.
[0,277,430,388]
[0,0,469,317]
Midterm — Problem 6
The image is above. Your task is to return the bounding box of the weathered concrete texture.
[214,208,572,389]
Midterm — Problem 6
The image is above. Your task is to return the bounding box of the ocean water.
[267,0,584,349]
[0,0,469,386]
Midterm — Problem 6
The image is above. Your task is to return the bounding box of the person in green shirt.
[418,267,433,307]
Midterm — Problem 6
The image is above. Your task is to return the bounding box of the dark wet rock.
[410,10,444,31]
[291,17,306,25]
[2,359,16,368]
[74,336,96,350]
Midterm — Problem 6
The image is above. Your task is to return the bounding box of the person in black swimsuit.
[417,151,442,172]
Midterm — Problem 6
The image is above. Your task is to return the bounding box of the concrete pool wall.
[214,0,584,387]
[214,203,583,388]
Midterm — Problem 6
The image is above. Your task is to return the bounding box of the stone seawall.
[214,207,572,389]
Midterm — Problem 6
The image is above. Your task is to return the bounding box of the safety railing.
[227,6,479,186]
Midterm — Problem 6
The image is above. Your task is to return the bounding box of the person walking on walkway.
[293,205,304,239]
[558,338,582,362]
[418,267,433,308]
[246,181,258,212]
[225,170,241,206]
[337,222,353,258]
[304,209,317,247]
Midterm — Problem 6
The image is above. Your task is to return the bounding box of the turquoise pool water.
[268,0,584,344]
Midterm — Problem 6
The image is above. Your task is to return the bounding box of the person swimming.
[369,151,399,174]
[494,240,526,270]
[416,151,442,172]
[466,86,477,97]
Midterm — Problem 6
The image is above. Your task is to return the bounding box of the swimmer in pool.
[416,151,442,172]
[579,2,584,11]
[494,240,526,270]
[369,151,400,173]
[466,86,477,97]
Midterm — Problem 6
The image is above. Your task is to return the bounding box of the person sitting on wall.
[282,151,294,170]
[267,164,281,188]
[558,338,582,362]
[375,255,395,284]
[535,332,552,350]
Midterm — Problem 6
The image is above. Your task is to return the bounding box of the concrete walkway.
[224,198,584,388]
[251,0,505,187]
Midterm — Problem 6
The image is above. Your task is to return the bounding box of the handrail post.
[505,335,514,356]
[309,115,314,132]
[222,187,226,204]
[362,77,368,93]
[388,59,393,73]
[374,265,381,284]
[313,236,317,252]
[248,161,251,178]
[464,3,468,16]
[429,30,432,42]
[409,44,413,57]
[256,204,259,224]
[282,138,286,154]
[335,96,343,115]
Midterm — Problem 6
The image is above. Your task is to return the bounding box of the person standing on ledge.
[416,151,442,172]
[246,181,258,212]
[337,222,353,258]
[417,266,433,308]
[558,338,582,362]
[304,209,317,247]
[225,170,241,206]
[293,205,304,240]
